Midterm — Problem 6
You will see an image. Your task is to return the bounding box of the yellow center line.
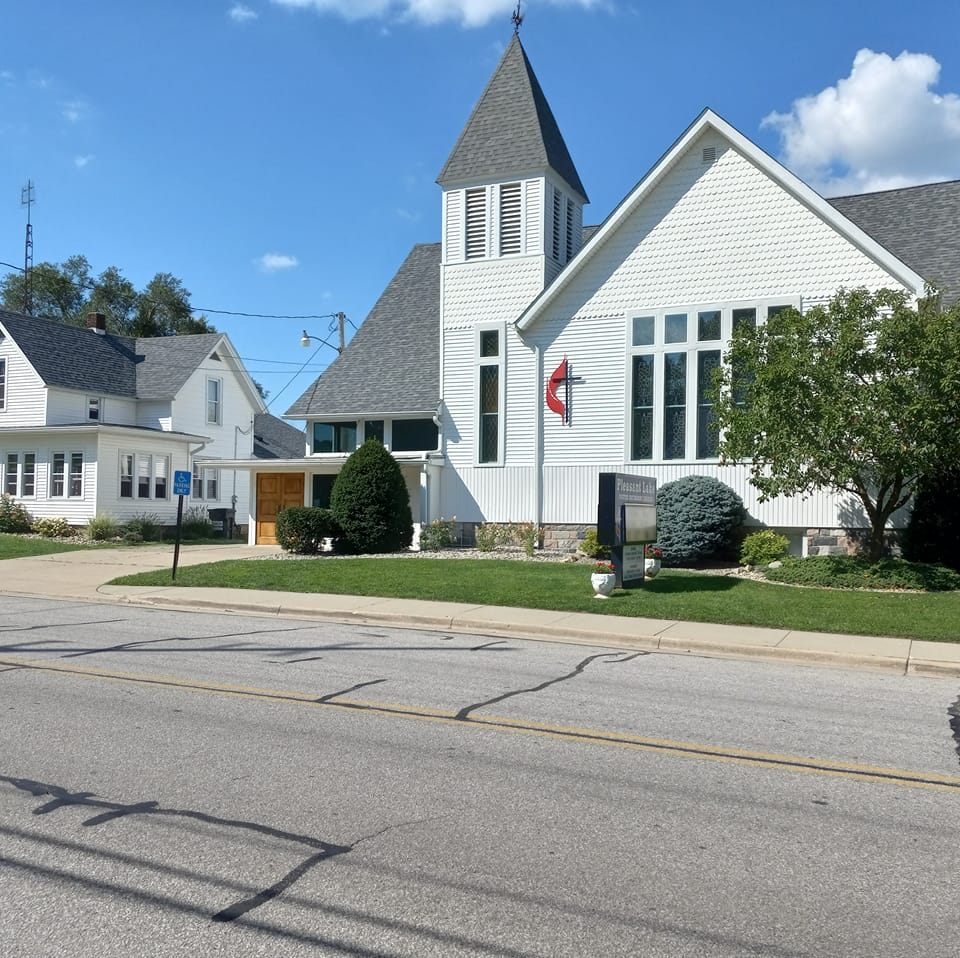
[4,655,960,794]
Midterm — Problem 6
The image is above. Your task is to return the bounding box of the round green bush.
[276,507,340,554]
[0,494,33,533]
[656,476,745,566]
[902,471,960,572]
[330,440,413,554]
[740,529,790,566]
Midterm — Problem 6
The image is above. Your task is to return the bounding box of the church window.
[499,183,522,255]
[477,326,503,465]
[628,300,798,462]
[465,188,487,259]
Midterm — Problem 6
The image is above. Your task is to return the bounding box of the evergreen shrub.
[578,528,610,559]
[0,494,33,533]
[32,516,72,539]
[765,555,960,591]
[419,517,456,551]
[330,439,413,553]
[740,529,790,566]
[902,471,960,572]
[656,475,746,566]
[276,507,340,554]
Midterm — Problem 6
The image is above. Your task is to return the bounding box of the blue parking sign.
[173,470,192,496]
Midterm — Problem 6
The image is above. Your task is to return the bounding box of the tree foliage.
[713,288,960,561]
[1,256,215,336]
[901,470,960,571]
[330,439,413,554]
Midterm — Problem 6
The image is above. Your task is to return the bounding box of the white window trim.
[50,452,66,498]
[119,451,135,499]
[68,451,84,499]
[87,396,102,422]
[19,451,37,499]
[624,297,802,464]
[3,452,19,497]
[0,357,7,412]
[192,465,220,502]
[476,322,506,467]
[206,376,223,426]
[121,451,170,501]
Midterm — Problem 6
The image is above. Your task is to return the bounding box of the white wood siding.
[46,389,136,426]
[136,400,173,431]
[170,362,258,518]
[0,336,46,426]
[0,433,98,523]
[95,432,194,523]
[439,465,535,523]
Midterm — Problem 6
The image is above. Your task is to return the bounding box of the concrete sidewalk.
[2,544,959,677]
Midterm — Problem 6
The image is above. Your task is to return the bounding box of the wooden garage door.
[256,474,305,545]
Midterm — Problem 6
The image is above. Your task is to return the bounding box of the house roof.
[285,243,441,420]
[0,310,245,401]
[134,333,226,400]
[828,180,960,306]
[253,413,305,459]
[0,310,139,396]
[436,34,588,202]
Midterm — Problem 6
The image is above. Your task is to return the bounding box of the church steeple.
[437,34,587,202]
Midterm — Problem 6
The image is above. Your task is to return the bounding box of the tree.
[712,288,960,561]
[0,257,215,336]
[330,439,413,554]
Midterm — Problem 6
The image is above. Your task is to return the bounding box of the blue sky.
[2,0,959,416]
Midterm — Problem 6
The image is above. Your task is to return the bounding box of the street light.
[301,312,347,353]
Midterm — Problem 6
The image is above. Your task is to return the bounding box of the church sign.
[597,473,657,588]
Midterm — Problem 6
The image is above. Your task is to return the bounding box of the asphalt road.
[1,595,959,957]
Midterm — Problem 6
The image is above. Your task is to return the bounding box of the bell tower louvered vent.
[465,187,487,260]
[499,183,522,255]
[702,146,717,164]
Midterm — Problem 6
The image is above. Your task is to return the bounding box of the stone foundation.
[454,522,591,553]
[803,528,901,557]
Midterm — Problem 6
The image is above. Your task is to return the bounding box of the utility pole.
[336,311,346,353]
[21,180,35,315]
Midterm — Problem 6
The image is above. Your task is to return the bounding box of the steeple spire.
[437,34,588,202]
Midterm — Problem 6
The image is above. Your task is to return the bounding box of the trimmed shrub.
[180,505,215,540]
[578,528,610,559]
[0,494,33,534]
[124,513,162,542]
[515,522,542,557]
[740,529,790,566]
[765,555,960,592]
[330,439,413,554]
[276,507,340,554]
[474,522,511,552]
[419,517,456,551]
[902,471,960,572]
[656,476,746,566]
[32,516,73,539]
[86,513,120,541]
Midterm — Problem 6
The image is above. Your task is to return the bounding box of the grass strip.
[111,557,960,643]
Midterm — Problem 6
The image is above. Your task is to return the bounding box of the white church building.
[234,35,959,551]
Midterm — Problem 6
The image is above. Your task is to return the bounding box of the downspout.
[533,340,544,536]
[233,419,253,510]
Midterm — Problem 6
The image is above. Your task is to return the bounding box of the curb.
[106,590,960,678]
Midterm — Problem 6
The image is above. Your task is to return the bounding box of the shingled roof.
[253,413,306,459]
[0,310,226,399]
[829,180,960,305]
[437,35,588,202]
[285,243,441,419]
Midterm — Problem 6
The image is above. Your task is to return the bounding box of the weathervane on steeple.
[511,1,524,34]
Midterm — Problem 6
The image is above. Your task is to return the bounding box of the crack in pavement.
[0,618,128,635]
[470,640,508,651]
[455,651,648,721]
[316,678,388,703]
[949,694,960,764]
[0,773,431,925]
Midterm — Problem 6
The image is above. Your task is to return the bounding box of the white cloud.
[62,99,88,123]
[74,154,95,169]
[0,70,14,84]
[763,49,960,196]
[256,252,300,272]
[270,0,601,27]
[228,3,259,22]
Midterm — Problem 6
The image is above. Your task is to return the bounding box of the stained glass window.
[663,353,686,459]
[479,365,499,463]
[631,355,654,460]
[697,350,721,458]
[698,310,721,341]
[665,313,687,344]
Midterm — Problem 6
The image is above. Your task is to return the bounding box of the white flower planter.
[644,558,661,579]
[591,572,616,598]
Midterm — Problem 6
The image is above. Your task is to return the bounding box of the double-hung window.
[0,358,6,411]
[3,453,35,497]
[206,378,222,425]
[51,453,66,497]
[120,454,134,498]
[192,467,219,501]
[477,326,503,465]
[628,301,796,462]
[123,453,169,500]
[4,453,19,496]
[87,397,101,422]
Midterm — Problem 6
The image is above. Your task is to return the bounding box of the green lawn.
[0,534,100,559]
[111,557,960,643]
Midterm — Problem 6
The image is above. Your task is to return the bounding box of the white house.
[230,36,959,551]
[0,310,267,530]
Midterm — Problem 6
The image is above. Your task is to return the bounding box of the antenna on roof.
[21,180,35,315]
[511,1,524,34]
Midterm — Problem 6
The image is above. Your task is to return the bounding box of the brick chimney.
[86,312,107,335]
